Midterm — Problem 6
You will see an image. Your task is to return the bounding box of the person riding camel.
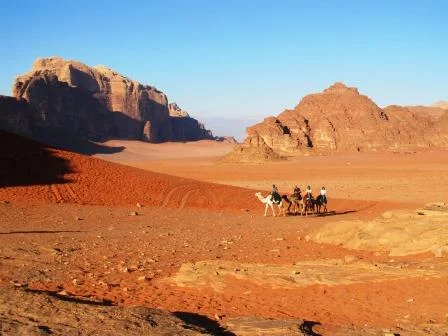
[320,186,327,203]
[305,185,313,201]
[293,185,301,199]
[271,184,281,203]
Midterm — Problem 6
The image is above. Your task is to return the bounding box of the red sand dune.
[0,131,397,217]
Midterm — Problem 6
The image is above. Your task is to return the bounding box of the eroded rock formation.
[241,82,448,155]
[2,57,213,144]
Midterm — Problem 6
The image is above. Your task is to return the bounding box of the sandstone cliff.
[241,83,448,156]
[168,102,213,141]
[4,57,213,144]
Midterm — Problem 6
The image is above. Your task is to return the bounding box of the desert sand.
[2,134,448,335]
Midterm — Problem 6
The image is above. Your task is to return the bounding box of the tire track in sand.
[50,185,63,203]
[64,184,79,202]
[160,185,189,208]
[177,189,195,211]
[49,184,79,204]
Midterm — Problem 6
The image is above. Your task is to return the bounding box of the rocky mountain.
[0,57,213,145]
[239,83,448,156]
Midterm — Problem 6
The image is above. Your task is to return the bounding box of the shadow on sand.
[0,131,73,187]
[0,131,124,187]
[286,210,357,217]
[174,312,236,336]
[24,287,114,306]
[314,210,357,217]
[0,230,85,235]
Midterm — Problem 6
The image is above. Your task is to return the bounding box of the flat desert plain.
[1,136,448,335]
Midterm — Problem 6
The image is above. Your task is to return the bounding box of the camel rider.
[271,184,281,203]
[320,186,327,203]
[306,185,313,201]
[293,185,301,199]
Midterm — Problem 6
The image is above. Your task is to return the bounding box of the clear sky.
[1,0,447,121]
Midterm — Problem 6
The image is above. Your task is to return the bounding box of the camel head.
[255,192,267,200]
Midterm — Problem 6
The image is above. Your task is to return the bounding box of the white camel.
[255,192,286,217]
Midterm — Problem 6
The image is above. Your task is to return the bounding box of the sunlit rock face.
[241,82,448,155]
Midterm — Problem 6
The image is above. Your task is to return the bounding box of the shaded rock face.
[7,57,213,144]
[243,83,448,155]
[0,96,32,137]
[168,102,213,141]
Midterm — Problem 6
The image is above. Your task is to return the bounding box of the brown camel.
[303,196,315,217]
[281,194,305,215]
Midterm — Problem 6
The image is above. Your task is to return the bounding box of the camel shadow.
[314,210,357,217]
[173,312,236,336]
[286,210,357,217]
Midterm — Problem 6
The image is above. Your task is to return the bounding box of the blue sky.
[1,0,447,123]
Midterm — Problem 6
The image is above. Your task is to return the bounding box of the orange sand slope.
[1,131,401,216]
[0,131,249,210]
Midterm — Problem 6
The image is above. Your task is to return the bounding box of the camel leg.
[286,200,291,215]
[264,204,268,217]
[271,203,276,216]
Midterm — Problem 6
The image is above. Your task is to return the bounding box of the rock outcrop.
[223,142,285,163]
[168,102,213,141]
[168,102,189,117]
[2,57,213,144]
[240,83,448,156]
[214,136,238,144]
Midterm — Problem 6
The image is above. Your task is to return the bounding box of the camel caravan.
[255,185,328,217]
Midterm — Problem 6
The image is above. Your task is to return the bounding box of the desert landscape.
[2,123,448,335]
[2,3,448,334]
